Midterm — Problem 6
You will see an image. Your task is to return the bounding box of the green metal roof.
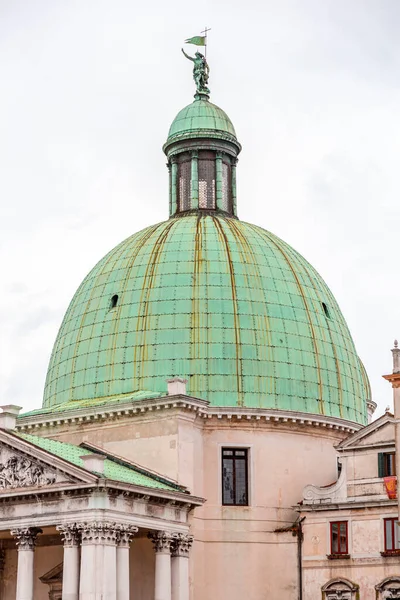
[43,213,369,424]
[166,99,237,143]
[16,432,181,491]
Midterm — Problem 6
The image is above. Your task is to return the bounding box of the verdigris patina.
[181,48,210,98]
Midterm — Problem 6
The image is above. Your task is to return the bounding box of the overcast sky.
[1,0,399,417]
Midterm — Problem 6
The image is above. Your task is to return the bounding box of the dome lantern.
[163,51,241,219]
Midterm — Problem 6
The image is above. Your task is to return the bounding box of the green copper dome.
[166,99,238,146]
[43,214,368,424]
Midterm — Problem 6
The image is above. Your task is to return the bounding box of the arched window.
[375,576,400,599]
[322,302,331,319]
[322,578,359,600]
[110,295,119,310]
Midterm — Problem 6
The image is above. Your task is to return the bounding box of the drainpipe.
[274,516,305,600]
[297,517,305,600]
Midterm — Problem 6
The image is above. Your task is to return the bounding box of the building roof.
[43,213,369,423]
[15,432,184,492]
[165,98,238,146]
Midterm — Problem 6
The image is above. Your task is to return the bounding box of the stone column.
[149,531,174,600]
[57,524,80,600]
[215,153,223,211]
[171,161,178,216]
[78,522,118,600]
[116,525,138,600]
[231,159,238,216]
[11,527,42,600]
[171,534,193,600]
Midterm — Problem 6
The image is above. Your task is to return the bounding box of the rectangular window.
[198,158,216,209]
[378,452,396,477]
[222,448,248,506]
[221,161,232,213]
[384,518,400,551]
[330,521,348,555]
[178,160,191,212]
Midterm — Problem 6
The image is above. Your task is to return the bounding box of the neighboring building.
[300,406,400,599]
[0,58,397,600]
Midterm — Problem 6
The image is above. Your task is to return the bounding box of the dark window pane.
[331,523,338,554]
[222,458,234,505]
[223,450,233,456]
[235,459,247,505]
[339,523,347,553]
[235,450,245,456]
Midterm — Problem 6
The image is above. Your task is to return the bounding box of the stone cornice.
[0,480,204,510]
[202,407,361,434]
[298,498,398,512]
[16,395,209,431]
[15,397,362,435]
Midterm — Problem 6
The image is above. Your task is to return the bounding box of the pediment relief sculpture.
[0,444,74,490]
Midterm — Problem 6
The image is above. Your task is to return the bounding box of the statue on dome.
[181,48,210,97]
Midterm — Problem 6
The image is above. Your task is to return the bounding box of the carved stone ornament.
[322,577,359,600]
[56,524,80,547]
[0,443,76,490]
[148,531,175,554]
[376,576,400,599]
[116,524,138,548]
[171,533,194,557]
[11,527,43,551]
[77,522,121,546]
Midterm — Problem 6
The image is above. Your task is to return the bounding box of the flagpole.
[201,26,211,59]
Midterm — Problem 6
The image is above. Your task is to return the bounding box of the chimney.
[392,339,400,374]
[80,454,106,475]
[167,377,188,396]
[0,405,22,430]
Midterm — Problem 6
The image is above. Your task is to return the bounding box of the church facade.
[2,53,399,600]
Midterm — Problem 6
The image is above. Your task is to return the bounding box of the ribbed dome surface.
[167,99,237,143]
[43,214,368,424]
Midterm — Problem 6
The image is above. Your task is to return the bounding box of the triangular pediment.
[337,412,395,451]
[0,430,97,492]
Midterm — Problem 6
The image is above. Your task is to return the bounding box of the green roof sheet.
[167,99,237,143]
[43,213,369,424]
[22,389,163,418]
[15,432,182,492]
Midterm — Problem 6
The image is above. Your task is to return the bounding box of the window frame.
[384,517,400,552]
[330,521,348,555]
[221,447,249,507]
[378,451,396,477]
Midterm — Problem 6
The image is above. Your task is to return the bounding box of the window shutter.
[378,452,385,477]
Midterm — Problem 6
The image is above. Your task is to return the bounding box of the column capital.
[76,521,120,546]
[171,533,193,558]
[148,531,175,554]
[116,524,138,548]
[11,527,42,551]
[56,523,80,547]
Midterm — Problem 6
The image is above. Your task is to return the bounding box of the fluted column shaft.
[171,534,193,600]
[116,526,138,600]
[78,522,119,600]
[149,532,174,600]
[57,525,80,600]
[11,527,42,600]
